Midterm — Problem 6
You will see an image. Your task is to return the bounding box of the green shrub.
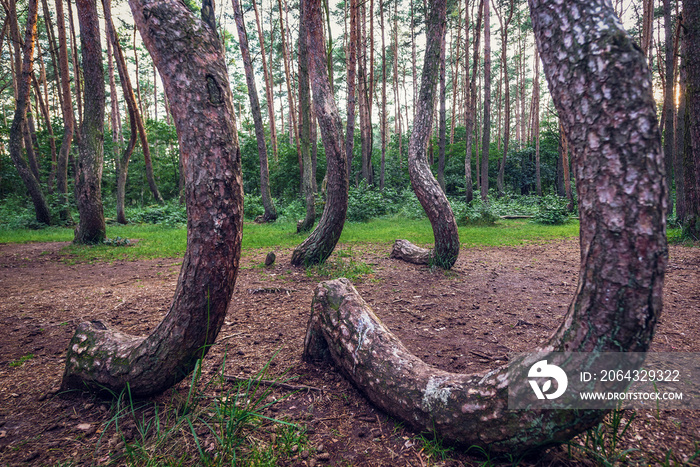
[129,202,186,227]
[347,182,386,222]
[243,194,264,220]
[532,196,570,225]
[458,199,498,226]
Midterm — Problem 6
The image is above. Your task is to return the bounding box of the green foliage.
[244,194,265,221]
[127,202,187,227]
[347,182,388,222]
[532,195,571,225]
[457,199,499,226]
[567,408,637,466]
[103,236,131,247]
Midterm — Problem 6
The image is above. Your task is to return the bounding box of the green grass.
[0,218,581,262]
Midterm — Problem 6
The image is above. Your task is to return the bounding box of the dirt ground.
[0,236,699,466]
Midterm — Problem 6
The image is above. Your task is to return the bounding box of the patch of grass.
[0,218,581,262]
[97,354,303,466]
[9,353,35,367]
[305,248,374,283]
[415,432,454,464]
[567,408,637,466]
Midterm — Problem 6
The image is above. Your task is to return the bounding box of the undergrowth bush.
[128,202,186,227]
[532,195,571,225]
[457,199,498,226]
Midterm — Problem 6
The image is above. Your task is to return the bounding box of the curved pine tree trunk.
[231,0,276,222]
[8,0,51,226]
[291,0,348,267]
[62,0,243,396]
[303,0,666,456]
[396,0,459,270]
[73,0,106,244]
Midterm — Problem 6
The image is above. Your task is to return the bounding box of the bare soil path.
[0,238,698,465]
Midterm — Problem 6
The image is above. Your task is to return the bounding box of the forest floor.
[0,235,699,466]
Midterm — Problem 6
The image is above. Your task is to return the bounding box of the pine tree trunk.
[346,0,357,179]
[73,0,106,245]
[104,0,137,225]
[54,0,74,223]
[533,48,542,196]
[62,0,243,396]
[67,0,82,128]
[298,0,314,233]
[480,0,491,201]
[379,0,387,191]
[438,22,447,193]
[496,0,514,196]
[303,0,666,454]
[682,0,700,238]
[464,0,483,204]
[675,36,686,222]
[232,0,276,222]
[251,0,277,162]
[291,0,348,267]
[397,0,459,270]
[7,0,51,225]
[662,0,675,215]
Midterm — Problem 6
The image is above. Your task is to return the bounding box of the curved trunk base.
[390,239,432,265]
[303,278,605,457]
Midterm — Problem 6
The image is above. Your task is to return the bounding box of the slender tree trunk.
[496,0,514,196]
[481,0,491,201]
[35,41,58,193]
[358,2,373,185]
[393,0,402,164]
[394,0,459,269]
[450,0,462,145]
[380,0,387,191]
[62,0,243,397]
[682,0,700,238]
[410,0,417,118]
[67,0,82,127]
[303,0,666,455]
[277,0,300,164]
[251,0,277,162]
[533,48,541,196]
[675,30,686,223]
[465,0,483,204]
[8,0,51,225]
[298,0,314,232]
[232,0,276,222]
[346,0,357,179]
[54,0,74,222]
[662,0,675,215]
[438,21,447,192]
[73,0,106,244]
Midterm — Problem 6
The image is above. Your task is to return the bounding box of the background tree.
[391,0,460,269]
[297,0,314,233]
[291,0,348,267]
[7,0,51,225]
[232,0,276,222]
[62,0,244,396]
[73,0,106,244]
[683,0,700,238]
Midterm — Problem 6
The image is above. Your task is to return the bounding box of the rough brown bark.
[379,0,386,191]
[438,21,447,193]
[389,239,431,265]
[533,47,542,196]
[683,0,700,238]
[232,0,276,223]
[73,0,106,245]
[402,0,459,270]
[291,0,348,267]
[62,0,243,396]
[297,0,314,233]
[303,0,666,455]
[7,0,51,225]
[662,0,675,211]
[357,2,373,185]
[54,0,74,223]
[675,30,686,222]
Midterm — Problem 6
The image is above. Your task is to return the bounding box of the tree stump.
[389,239,432,265]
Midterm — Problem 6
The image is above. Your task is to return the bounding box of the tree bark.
[251,0,277,162]
[73,0,106,245]
[232,0,276,222]
[389,239,431,264]
[103,0,137,225]
[464,0,484,204]
[291,0,348,267]
[682,0,700,238]
[357,2,373,185]
[662,0,675,212]
[54,0,74,223]
[7,0,51,225]
[379,0,387,191]
[675,25,686,223]
[438,20,447,193]
[533,47,541,196]
[345,0,357,180]
[401,0,459,270]
[303,0,666,454]
[62,0,243,397]
[481,0,491,201]
[495,0,514,197]
[297,0,314,233]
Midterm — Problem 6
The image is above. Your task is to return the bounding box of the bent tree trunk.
[290,0,348,267]
[393,0,459,269]
[8,0,51,226]
[73,0,107,245]
[62,0,243,396]
[231,0,276,222]
[303,0,666,456]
